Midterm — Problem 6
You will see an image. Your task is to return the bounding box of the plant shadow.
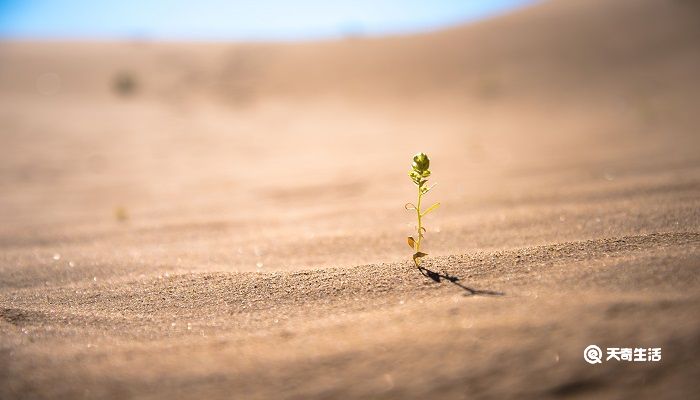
[418,266,504,297]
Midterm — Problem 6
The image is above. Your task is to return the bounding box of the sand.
[1,0,700,398]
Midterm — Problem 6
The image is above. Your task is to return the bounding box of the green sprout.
[406,152,440,267]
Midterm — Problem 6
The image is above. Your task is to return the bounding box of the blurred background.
[1,0,699,286]
[0,0,534,40]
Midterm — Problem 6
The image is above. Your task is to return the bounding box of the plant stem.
[415,184,423,265]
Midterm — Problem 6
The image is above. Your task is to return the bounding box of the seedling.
[406,152,440,267]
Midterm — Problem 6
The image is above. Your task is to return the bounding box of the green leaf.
[407,236,416,250]
[421,202,440,216]
[422,183,437,194]
[412,252,428,262]
[412,153,430,172]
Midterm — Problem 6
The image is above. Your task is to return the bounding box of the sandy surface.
[1,0,700,398]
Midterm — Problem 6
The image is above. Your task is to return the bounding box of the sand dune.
[1,0,700,398]
[3,233,699,398]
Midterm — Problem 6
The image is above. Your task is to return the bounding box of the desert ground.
[1,0,700,398]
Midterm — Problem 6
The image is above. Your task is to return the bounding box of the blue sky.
[0,0,534,41]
